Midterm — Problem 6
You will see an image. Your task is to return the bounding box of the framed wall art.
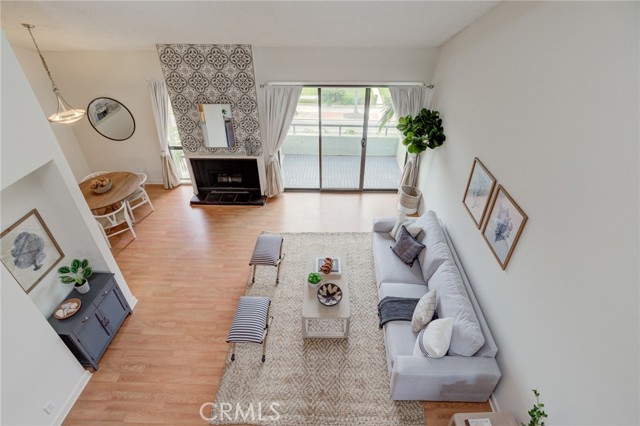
[482,185,528,270]
[0,209,64,293]
[463,157,497,228]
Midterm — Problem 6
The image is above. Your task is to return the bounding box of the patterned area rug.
[211,232,424,426]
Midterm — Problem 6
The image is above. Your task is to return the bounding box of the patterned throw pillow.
[390,226,426,266]
[411,290,437,333]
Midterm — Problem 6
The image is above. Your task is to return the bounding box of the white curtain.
[262,85,302,197]
[389,85,432,188]
[148,79,181,189]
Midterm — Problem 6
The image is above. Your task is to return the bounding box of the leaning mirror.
[198,104,236,149]
[87,97,135,141]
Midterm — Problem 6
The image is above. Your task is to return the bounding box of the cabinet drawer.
[93,277,116,308]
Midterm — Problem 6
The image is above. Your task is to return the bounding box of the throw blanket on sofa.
[377,296,419,329]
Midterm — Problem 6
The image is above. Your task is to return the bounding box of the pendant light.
[22,23,85,124]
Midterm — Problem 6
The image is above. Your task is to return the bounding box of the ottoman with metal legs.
[249,234,284,285]
[226,296,273,362]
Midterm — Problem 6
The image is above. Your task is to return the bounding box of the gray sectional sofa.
[373,210,501,402]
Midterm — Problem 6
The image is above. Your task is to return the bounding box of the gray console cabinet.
[47,273,131,370]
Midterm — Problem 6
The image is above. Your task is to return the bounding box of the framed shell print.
[482,186,528,270]
[463,157,497,228]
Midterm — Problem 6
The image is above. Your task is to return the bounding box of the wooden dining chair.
[81,171,109,182]
[93,202,136,244]
[125,172,154,221]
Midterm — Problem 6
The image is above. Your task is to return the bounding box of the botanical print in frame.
[0,209,64,294]
[482,186,528,270]
[463,157,497,228]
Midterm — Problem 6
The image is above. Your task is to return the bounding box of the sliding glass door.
[282,86,401,191]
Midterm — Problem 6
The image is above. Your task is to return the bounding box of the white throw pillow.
[413,318,454,358]
[411,290,437,333]
[390,217,422,240]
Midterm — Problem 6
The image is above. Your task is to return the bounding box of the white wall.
[27,50,166,183]
[1,32,137,425]
[418,2,639,425]
[253,46,438,123]
[253,47,437,85]
[12,46,91,182]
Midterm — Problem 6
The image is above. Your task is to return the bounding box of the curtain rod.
[259,82,434,89]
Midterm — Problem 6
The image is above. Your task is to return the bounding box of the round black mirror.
[87,97,135,141]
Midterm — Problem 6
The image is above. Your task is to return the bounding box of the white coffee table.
[302,253,350,339]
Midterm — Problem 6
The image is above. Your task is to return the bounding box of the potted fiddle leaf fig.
[58,259,93,295]
[396,108,446,154]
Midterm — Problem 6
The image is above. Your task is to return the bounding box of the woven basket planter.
[398,185,422,214]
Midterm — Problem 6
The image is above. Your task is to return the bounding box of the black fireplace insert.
[189,158,266,206]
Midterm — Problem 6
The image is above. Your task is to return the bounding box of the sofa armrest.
[390,355,501,402]
[373,216,398,233]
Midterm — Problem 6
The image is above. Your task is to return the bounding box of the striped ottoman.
[249,234,284,285]
[226,296,272,362]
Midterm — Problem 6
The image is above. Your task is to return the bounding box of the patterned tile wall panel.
[156,44,262,156]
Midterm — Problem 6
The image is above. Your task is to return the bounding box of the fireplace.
[189,158,266,206]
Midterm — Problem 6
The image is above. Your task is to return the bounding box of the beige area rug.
[211,232,424,426]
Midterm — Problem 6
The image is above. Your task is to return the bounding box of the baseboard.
[53,370,92,425]
[489,393,500,412]
[128,295,139,310]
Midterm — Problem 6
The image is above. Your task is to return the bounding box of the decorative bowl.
[316,283,343,306]
[54,298,81,320]
[92,181,112,194]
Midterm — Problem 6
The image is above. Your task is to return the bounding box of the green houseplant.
[522,389,548,426]
[307,272,322,288]
[396,108,446,154]
[58,258,93,294]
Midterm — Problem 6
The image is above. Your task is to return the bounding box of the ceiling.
[1,1,498,51]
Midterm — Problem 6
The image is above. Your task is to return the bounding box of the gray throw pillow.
[390,226,425,266]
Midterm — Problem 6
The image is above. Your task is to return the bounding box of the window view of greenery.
[168,103,190,181]
[282,87,402,189]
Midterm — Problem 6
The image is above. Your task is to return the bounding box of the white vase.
[75,280,90,294]
[308,281,321,289]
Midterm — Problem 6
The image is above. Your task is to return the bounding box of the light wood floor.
[64,185,490,425]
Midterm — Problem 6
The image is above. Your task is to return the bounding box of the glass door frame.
[283,84,404,192]
[317,86,373,192]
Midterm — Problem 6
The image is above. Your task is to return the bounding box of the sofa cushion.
[378,282,429,300]
[391,226,425,266]
[390,217,422,240]
[419,241,451,283]
[414,211,452,282]
[383,321,416,373]
[428,261,485,356]
[373,216,398,233]
[373,232,425,287]
[416,210,448,248]
[413,318,454,358]
[411,290,437,333]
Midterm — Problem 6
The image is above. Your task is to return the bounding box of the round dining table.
[79,172,141,211]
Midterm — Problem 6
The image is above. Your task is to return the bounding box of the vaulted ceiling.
[1,1,498,51]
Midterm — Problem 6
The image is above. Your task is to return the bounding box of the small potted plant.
[307,272,322,288]
[58,259,93,294]
[522,389,548,426]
